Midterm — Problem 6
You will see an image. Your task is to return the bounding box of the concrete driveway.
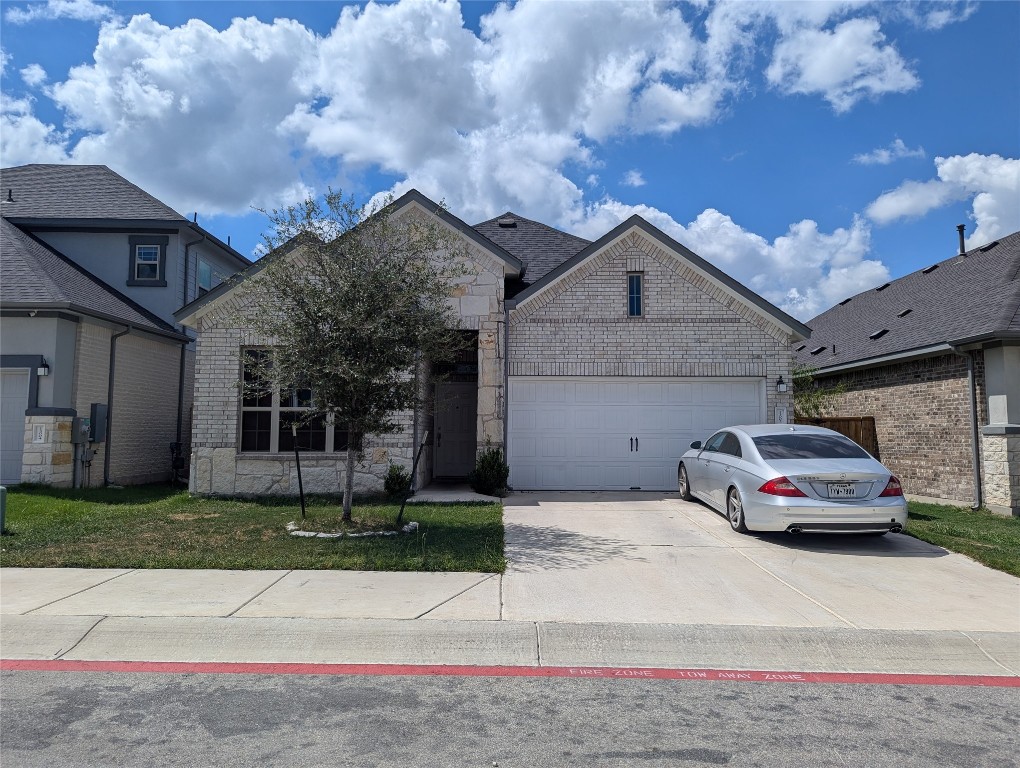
[502,492,1020,632]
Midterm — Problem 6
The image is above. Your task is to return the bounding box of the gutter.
[951,346,983,510]
[103,326,130,486]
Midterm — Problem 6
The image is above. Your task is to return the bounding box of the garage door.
[1,370,30,485]
[508,377,765,491]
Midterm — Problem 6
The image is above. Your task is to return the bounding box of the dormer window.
[127,235,168,286]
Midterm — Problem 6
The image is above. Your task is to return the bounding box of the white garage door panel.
[509,376,765,491]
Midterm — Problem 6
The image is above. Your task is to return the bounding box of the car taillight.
[879,476,903,497]
[758,477,808,497]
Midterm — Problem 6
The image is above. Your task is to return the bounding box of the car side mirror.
[690,440,702,450]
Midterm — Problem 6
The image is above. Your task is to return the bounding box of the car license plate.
[827,483,856,498]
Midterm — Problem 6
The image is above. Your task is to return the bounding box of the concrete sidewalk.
[2,567,1018,677]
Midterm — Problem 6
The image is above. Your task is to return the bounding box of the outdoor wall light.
[37,359,50,377]
[776,375,787,393]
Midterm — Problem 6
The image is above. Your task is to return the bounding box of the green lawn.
[0,485,505,572]
[907,501,1020,578]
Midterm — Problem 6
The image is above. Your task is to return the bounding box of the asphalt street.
[3,670,1017,768]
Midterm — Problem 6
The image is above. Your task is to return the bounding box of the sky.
[1,0,1018,320]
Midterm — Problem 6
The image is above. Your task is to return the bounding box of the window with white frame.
[198,259,215,297]
[239,349,359,453]
[627,272,643,317]
[127,235,169,286]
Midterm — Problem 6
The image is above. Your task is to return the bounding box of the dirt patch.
[168,513,221,521]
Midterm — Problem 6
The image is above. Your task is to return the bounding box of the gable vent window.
[921,264,939,274]
[897,309,912,318]
[875,283,890,292]
[627,273,643,317]
[810,346,826,355]
[869,329,889,340]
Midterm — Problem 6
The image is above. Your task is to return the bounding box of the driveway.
[502,492,1020,631]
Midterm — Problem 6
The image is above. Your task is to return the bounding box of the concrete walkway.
[2,492,1018,676]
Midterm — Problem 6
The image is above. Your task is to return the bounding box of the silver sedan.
[677,424,908,535]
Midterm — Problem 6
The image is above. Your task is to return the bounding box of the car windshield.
[752,433,870,460]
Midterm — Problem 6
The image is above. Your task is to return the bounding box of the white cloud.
[853,138,925,165]
[621,170,646,188]
[4,0,115,25]
[766,17,920,112]
[586,174,600,188]
[20,63,47,87]
[0,95,70,165]
[894,0,978,30]
[866,153,1020,246]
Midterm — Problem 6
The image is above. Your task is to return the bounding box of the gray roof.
[796,230,1020,371]
[473,212,590,291]
[0,218,182,337]
[0,164,186,221]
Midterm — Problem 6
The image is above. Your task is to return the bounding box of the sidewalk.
[2,567,1018,677]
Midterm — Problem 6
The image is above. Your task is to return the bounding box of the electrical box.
[89,403,108,443]
[71,417,91,444]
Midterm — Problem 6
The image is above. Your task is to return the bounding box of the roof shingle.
[473,211,589,291]
[796,231,1020,370]
[0,164,185,222]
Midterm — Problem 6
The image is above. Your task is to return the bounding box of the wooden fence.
[794,416,880,459]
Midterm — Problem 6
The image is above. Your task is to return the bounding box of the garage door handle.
[635,437,639,451]
[630,437,633,452]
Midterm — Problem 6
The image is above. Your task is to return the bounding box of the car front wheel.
[727,487,748,533]
[678,463,693,501]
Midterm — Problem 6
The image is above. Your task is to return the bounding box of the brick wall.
[813,352,986,503]
[509,228,795,417]
[70,321,111,486]
[108,333,183,485]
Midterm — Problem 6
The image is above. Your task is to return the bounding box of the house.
[795,229,1020,516]
[175,190,809,495]
[0,164,250,486]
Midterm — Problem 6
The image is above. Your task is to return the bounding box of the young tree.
[232,190,468,520]
[792,364,847,419]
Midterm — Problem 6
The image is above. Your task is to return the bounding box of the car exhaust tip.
[890,524,903,534]
[788,526,802,535]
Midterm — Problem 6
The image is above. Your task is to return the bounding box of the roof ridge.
[473,210,591,243]
[18,225,179,332]
[98,165,187,221]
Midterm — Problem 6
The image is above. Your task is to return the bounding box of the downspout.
[104,325,131,486]
[952,346,983,509]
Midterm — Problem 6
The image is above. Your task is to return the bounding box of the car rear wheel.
[678,464,693,501]
[727,487,748,533]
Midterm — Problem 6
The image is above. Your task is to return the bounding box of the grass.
[0,485,505,572]
[907,501,1020,577]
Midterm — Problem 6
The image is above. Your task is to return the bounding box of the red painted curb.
[2,659,1017,687]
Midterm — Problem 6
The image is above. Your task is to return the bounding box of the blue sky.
[1,0,1017,319]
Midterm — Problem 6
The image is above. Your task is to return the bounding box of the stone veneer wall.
[813,353,987,504]
[980,434,1020,515]
[21,415,74,486]
[508,229,795,417]
[187,222,508,496]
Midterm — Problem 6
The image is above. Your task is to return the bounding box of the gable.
[509,220,809,342]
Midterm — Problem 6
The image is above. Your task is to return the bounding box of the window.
[703,432,727,453]
[239,349,359,453]
[719,432,742,458]
[628,273,643,317]
[127,235,169,286]
[198,259,215,297]
[753,434,870,460]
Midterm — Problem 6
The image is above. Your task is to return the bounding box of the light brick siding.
[70,321,112,486]
[813,353,987,504]
[108,333,184,485]
[509,229,794,417]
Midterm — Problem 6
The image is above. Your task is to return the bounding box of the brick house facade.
[798,230,1020,516]
[178,191,807,495]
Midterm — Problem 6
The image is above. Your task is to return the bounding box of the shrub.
[384,463,411,501]
[469,444,510,497]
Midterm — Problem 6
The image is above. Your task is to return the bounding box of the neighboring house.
[795,230,1020,516]
[0,164,250,486]
[176,190,808,495]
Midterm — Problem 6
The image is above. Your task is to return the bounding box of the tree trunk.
[342,437,356,521]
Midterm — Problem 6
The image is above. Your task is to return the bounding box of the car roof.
[719,424,843,438]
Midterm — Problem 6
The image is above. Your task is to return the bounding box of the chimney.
[957,224,966,256]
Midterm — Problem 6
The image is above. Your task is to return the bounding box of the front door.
[434,382,477,478]
[1,370,30,484]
